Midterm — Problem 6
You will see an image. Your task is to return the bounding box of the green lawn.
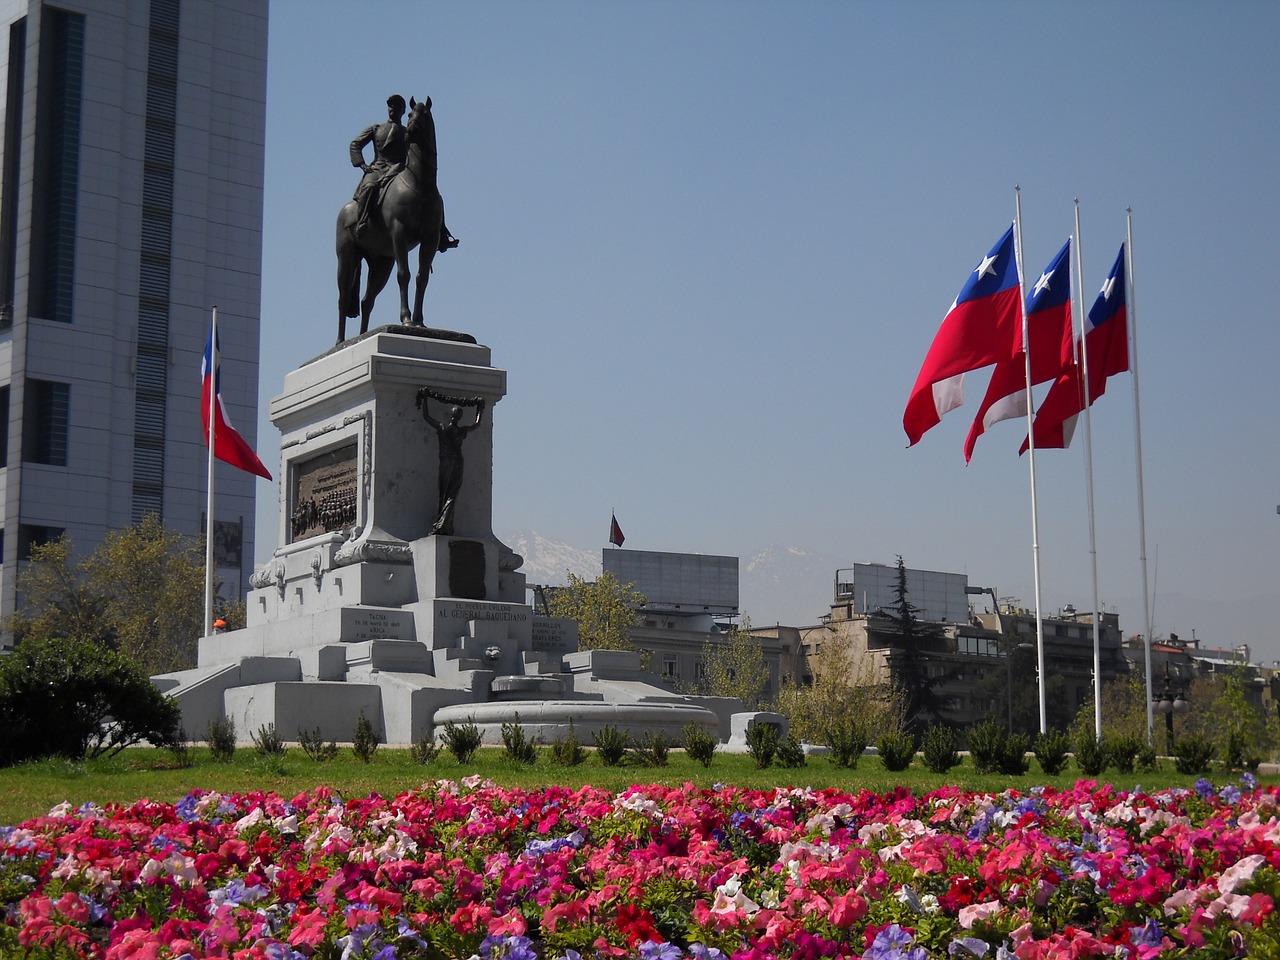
[0,745,1248,826]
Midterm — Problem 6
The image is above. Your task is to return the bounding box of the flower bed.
[2,774,1278,959]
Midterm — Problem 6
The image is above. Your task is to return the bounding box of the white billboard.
[603,549,738,615]
[835,562,969,624]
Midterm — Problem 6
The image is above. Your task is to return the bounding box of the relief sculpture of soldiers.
[336,93,459,343]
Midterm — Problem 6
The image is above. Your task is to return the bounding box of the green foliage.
[546,571,645,653]
[0,635,182,766]
[745,722,781,769]
[352,711,380,764]
[921,723,959,774]
[775,735,807,769]
[1074,731,1108,777]
[997,733,1030,775]
[629,730,672,767]
[410,732,440,765]
[967,717,1006,775]
[206,716,237,763]
[1106,733,1143,774]
[549,720,586,767]
[167,728,194,769]
[592,725,629,766]
[298,726,338,762]
[871,557,953,739]
[699,617,770,709]
[682,722,718,768]
[1173,732,1216,775]
[500,715,539,765]
[825,715,870,769]
[876,730,916,772]
[1136,742,1158,771]
[1034,729,1071,776]
[7,516,224,675]
[440,720,483,764]
[251,723,286,758]
[1225,730,1262,772]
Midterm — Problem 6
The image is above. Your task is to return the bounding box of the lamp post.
[1153,668,1189,755]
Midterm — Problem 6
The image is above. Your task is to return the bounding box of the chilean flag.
[963,238,1074,461]
[904,225,1023,446]
[201,324,272,479]
[1021,243,1129,453]
[609,513,625,547]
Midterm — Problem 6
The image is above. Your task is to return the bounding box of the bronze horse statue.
[335,97,444,343]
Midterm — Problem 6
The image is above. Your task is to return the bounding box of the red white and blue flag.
[1022,243,1129,453]
[201,325,272,479]
[904,225,1023,446]
[963,238,1075,461]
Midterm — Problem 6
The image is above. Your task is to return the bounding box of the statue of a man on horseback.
[336,93,460,343]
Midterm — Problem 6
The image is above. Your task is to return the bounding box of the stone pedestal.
[160,328,731,746]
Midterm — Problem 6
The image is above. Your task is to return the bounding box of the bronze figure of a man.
[350,93,459,251]
[417,389,484,536]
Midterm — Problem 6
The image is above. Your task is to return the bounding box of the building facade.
[0,0,268,637]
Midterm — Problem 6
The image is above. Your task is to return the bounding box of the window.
[18,524,63,560]
[662,656,678,678]
[23,380,68,465]
[0,384,9,464]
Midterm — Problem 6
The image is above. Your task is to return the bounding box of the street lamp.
[1153,668,1189,755]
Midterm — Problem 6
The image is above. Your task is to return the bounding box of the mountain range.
[501,530,837,627]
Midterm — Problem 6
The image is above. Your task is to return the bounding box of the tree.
[773,627,905,744]
[546,571,645,653]
[0,635,182,765]
[700,616,770,709]
[9,515,221,675]
[870,556,954,739]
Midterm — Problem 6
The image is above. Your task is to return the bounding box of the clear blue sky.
[256,1,1280,658]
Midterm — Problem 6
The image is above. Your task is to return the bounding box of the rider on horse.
[350,93,458,252]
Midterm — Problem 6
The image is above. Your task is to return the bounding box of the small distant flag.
[609,513,625,547]
[202,322,272,480]
[904,224,1023,446]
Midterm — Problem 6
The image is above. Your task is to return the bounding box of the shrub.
[298,726,338,762]
[682,722,718,768]
[997,733,1031,775]
[630,730,672,767]
[548,720,586,767]
[1136,742,1159,771]
[922,723,959,774]
[745,722,781,770]
[1034,729,1071,776]
[251,723,286,758]
[410,732,440,765]
[1174,732,1216,775]
[967,717,1006,775]
[440,719,483,764]
[352,711,380,763]
[877,731,916,772]
[500,715,539,765]
[0,635,181,766]
[592,725,629,767]
[206,716,237,763]
[167,727,194,769]
[1225,730,1261,772]
[1107,733,1142,774]
[1074,732,1108,776]
[825,715,869,769]
[775,735,807,769]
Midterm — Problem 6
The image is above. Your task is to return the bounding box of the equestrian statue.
[335,94,459,343]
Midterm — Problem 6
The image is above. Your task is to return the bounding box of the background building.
[0,0,268,638]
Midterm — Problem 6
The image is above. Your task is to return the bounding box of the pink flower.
[958,899,1004,929]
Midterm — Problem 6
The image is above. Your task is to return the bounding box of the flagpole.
[203,306,218,640]
[1127,210,1155,745]
[1015,186,1047,735]
[1074,201,1104,739]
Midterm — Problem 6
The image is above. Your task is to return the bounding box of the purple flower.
[640,942,683,960]
[1194,777,1215,799]
[482,934,537,960]
[1220,785,1242,804]
[688,945,723,960]
[866,924,927,960]
[948,938,989,958]
[1241,771,1259,790]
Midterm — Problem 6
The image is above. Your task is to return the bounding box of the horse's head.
[405,96,437,152]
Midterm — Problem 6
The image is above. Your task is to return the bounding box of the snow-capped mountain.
[501,530,600,586]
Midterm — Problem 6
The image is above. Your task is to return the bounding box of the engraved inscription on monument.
[531,617,575,654]
[291,443,359,541]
